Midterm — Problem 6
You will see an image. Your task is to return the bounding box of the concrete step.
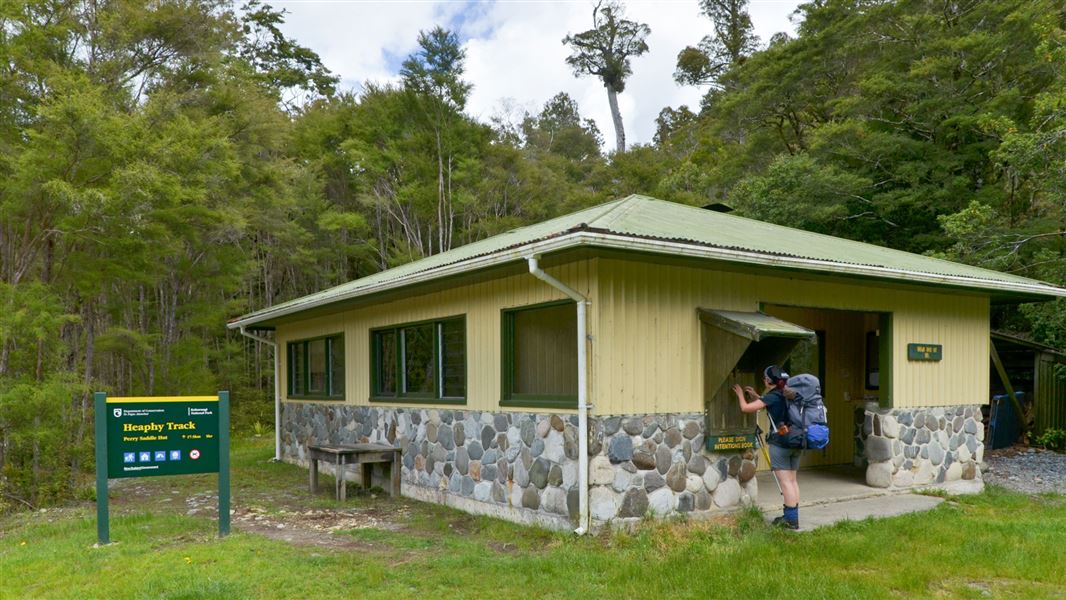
[762,493,944,532]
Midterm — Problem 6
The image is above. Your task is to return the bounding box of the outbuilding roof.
[228,195,1066,329]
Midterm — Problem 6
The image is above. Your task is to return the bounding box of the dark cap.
[764,365,789,382]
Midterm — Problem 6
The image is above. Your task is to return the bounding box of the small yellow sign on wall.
[706,433,757,452]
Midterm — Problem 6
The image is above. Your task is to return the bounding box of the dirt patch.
[231,505,410,549]
[931,577,1061,598]
[108,476,415,550]
[486,541,519,554]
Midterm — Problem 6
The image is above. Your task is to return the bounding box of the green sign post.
[94,392,230,545]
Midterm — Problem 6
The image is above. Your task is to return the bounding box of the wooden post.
[362,462,372,492]
[218,391,230,537]
[391,450,401,498]
[94,392,109,546]
[990,342,1027,438]
[337,454,347,501]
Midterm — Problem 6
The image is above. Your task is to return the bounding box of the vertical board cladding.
[275,259,595,412]
[593,258,990,415]
[1036,356,1066,434]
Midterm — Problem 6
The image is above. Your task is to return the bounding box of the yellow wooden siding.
[593,258,990,415]
[275,259,595,412]
[275,254,990,418]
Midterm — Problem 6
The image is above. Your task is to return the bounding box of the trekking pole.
[757,419,784,497]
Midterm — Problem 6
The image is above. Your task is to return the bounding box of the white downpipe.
[526,256,590,535]
[238,326,281,461]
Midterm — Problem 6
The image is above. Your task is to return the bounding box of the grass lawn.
[2,437,1064,599]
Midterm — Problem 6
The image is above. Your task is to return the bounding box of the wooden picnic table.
[307,443,401,501]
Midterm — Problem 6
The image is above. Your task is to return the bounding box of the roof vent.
[701,202,734,213]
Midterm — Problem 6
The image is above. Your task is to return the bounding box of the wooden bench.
[307,443,401,501]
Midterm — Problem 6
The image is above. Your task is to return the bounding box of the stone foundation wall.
[280,404,757,529]
[587,415,758,522]
[862,405,984,488]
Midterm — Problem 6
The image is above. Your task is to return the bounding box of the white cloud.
[274,0,802,146]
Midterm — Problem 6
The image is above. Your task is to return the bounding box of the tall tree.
[674,0,759,88]
[399,27,474,253]
[236,0,339,108]
[563,0,650,153]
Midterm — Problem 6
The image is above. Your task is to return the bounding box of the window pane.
[375,331,397,396]
[308,339,327,394]
[403,324,435,395]
[440,319,465,398]
[330,336,345,397]
[290,342,305,396]
[513,304,577,396]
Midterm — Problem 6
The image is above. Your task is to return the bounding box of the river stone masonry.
[862,406,984,488]
[280,404,757,529]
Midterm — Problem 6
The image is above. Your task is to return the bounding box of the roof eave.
[581,232,1066,301]
[227,231,1066,329]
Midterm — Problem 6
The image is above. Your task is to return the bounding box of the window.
[502,301,577,408]
[371,316,466,404]
[287,334,345,400]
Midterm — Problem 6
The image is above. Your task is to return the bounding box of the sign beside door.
[907,343,942,361]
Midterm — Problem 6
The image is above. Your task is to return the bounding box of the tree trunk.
[436,127,446,255]
[606,86,626,153]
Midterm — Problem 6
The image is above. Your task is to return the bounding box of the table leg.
[391,452,401,498]
[362,463,372,491]
[310,458,318,494]
[338,455,346,502]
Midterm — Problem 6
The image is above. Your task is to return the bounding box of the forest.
[1,0,1063,509]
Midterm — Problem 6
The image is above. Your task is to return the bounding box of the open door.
[700,309,816,451]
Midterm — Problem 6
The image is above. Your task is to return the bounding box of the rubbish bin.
[989,392,1024,449]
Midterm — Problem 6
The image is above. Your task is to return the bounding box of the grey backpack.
[781,374,830,449]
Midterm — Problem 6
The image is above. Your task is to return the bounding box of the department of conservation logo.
[113,408,123,418]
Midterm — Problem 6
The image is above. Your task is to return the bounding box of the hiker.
[733,365,801,529]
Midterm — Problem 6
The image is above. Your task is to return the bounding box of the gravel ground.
[984,447,1066,494]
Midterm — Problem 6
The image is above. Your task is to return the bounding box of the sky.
[273,0,805,146]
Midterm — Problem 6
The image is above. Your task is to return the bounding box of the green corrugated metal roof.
[229,195,1065,328]
[699,310,817,342]
[593,195,1045,286]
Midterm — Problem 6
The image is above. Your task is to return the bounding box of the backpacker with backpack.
[773,373,830,450]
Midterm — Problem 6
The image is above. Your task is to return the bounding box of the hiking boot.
[771,516,799,530]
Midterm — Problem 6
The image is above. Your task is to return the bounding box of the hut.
[228,195,1066,530]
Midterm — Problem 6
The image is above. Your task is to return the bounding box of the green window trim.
[286,333,345,401]
[501,300,578,409]
[369,315,467,405]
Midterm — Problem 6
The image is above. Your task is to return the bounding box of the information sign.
[106,397,220,478]
[94,392,229,545]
